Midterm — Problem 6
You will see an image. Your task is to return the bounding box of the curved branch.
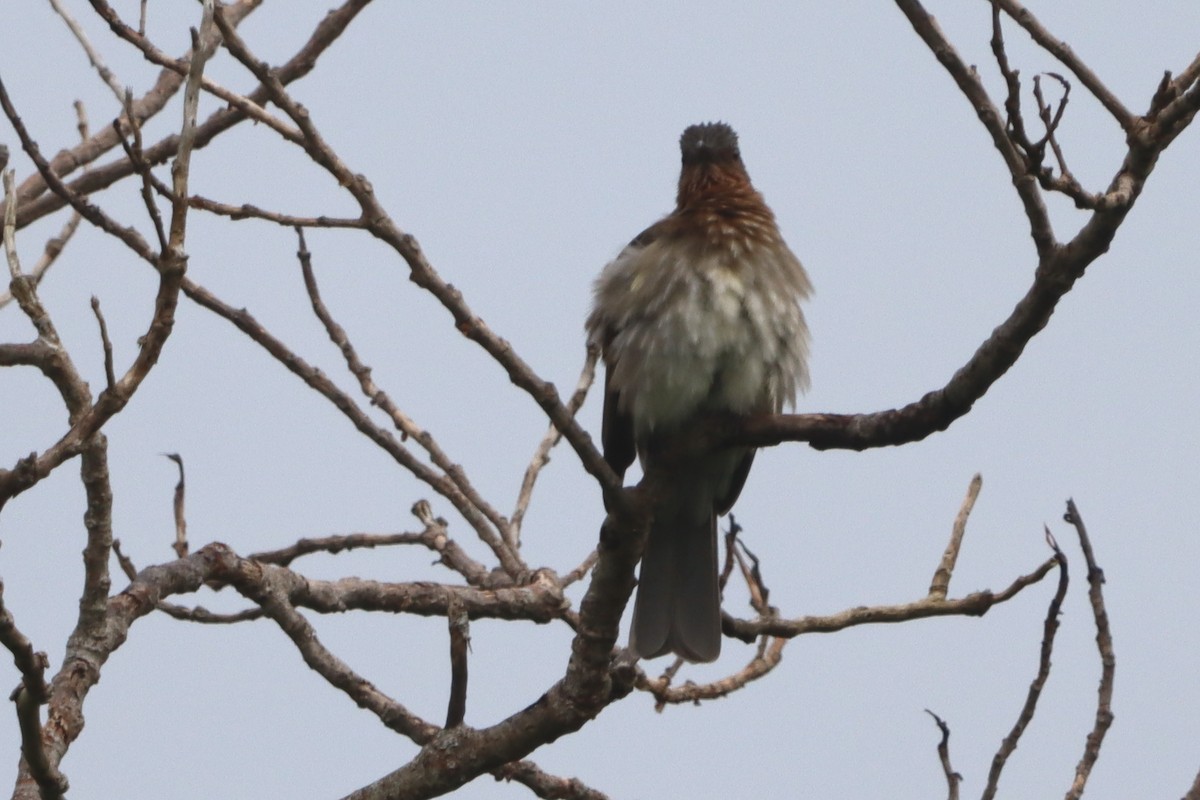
[982,531,1069,799]
[725,555,1057,640]
[1062,500,1115,800]
[641,637,785,706]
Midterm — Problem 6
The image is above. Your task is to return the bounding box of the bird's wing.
[601,365,636,479]
[715,449,756,516]
[596,219,670,480]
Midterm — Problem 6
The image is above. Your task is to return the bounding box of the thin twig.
[3,170,20,280]
[113,140,360,233]
[990,0,1031,147]
[163,453,188,558]
[982,529,1069,800]
[0,73,156,262]
[0,581,51,704]
[732,535,771,615]
[167,0,217,252]
[925,709,961,800]
[509,344,599,546]
[251,530,435,566]
[1063,499,1115,800]
[0,102,87,310]
[644,637,786,707]
[445,595,469,728]
[1027,73,1100,207]
[117,89,168,252]
[896,0,1056,258]
[491,761,611,800]
[727,555,1058,641]
[561,549,598,588]
[49,0,126,104]
[155,604,264,624]
[90,297,115,391]
[929,473,982,599]
[184,195,362,228]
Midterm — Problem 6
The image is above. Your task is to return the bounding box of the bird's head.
[675,122,758,210]
[679,122,742,167]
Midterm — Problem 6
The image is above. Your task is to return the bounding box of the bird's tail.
[629,490,721,663]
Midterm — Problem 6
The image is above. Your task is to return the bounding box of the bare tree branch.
[163,453,188,558]
[257,500,493,586]
[0,101,86,311]
[49,0,127,104]
[510,345,599,548]
[491,761,611,800]
[1062,500,1115,800]
[925,709,961,800]
[445,596,469,729]
[726,556,1057,641]
[0,37,194,516]
[983,530,1069,799]
[30,545,233,799]
[12,682,67,800]
[0,579,64,799]
[181,194,363,228]
[929,474,982,599]
[0,583,49,703]
[0,76,156,261]
[642,637,785,707]
[89,296,115,391]
[116,90,169,252]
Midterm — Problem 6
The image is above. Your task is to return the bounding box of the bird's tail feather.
[630,501,721,663]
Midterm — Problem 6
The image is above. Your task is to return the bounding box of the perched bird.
[586,122,812,662]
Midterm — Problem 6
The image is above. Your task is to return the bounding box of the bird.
[586,122,812,663]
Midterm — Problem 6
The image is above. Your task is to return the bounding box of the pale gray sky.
[2,2,1199,798]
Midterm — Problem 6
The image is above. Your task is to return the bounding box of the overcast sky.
[2,2,1200,798]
